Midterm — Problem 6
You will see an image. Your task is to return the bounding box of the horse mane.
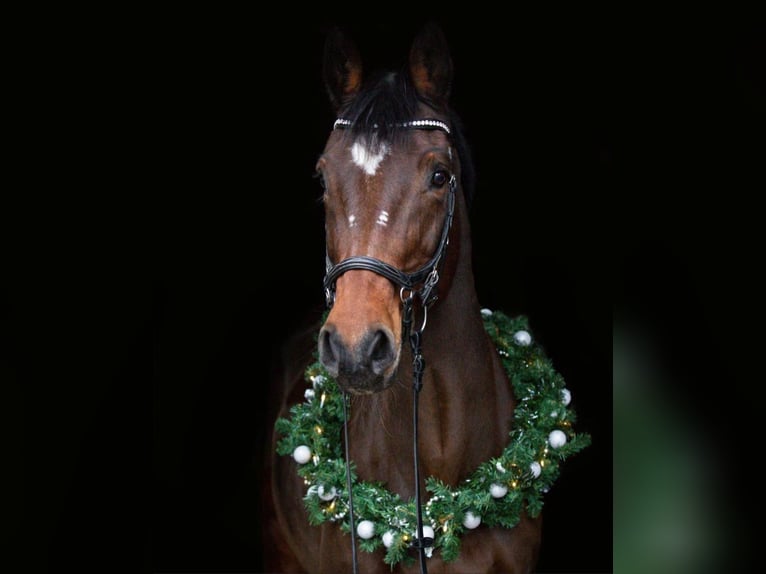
[337,69,476,209]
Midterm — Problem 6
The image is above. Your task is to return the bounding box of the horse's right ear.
[323,27,363,112]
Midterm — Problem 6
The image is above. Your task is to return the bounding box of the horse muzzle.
[318,322,399,394]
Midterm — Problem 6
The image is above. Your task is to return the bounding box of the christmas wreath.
[275,308,591,567]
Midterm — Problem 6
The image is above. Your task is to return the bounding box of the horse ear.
[408,22,453,107]
[323,27,363,112]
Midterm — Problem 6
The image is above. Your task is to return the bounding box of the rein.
[323,117,455,574]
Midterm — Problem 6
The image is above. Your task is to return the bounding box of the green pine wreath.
[275,308,591,567]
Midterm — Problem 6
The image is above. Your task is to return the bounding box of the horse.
[263,22,587,574]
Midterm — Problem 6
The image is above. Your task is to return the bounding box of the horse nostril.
[366,328,396,375]
[318,326,341,377]
[319,324,397,387]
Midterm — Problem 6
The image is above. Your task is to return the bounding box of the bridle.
[323,117,457,574]
[324,117,456,314]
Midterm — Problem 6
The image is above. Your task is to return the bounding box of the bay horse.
[263,23,587,574]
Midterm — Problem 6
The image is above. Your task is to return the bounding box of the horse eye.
[431,170,449,188]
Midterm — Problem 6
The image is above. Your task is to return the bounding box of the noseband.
[323,117,456,574]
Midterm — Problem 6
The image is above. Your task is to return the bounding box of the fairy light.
[315,425,323,435]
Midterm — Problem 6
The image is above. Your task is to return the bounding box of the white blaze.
[351,141,389,176]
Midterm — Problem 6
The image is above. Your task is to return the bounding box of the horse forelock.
[336,70,475,208]
[339,71,418,149]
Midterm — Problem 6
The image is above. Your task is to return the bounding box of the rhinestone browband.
[333,118,451,135]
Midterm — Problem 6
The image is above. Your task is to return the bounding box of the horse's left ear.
[408,22,453,107]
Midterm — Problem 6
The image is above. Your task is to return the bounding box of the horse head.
[316,23,462,394]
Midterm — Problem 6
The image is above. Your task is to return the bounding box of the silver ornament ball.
[513,330,532,346]
[463,511,482,529]
[357,520,375,539]
[548,429,567,448]
[292,445,311,464]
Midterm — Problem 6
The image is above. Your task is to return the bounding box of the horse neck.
[347,194,515,494]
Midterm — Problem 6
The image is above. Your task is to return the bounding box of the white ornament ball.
[318,485,337,501]
[311,374,326,390]
[513,330,532,346]
[490,483,508,498]
[548,430,567,448]
[304,388,315,401]
[561,388,572,406]
[529,461,542,478]
[382,530,395,548]
[413,524,435,541]
[480,308,493,317]
[463,511,482,529]
[292,445,311,464]
[357,520,375,539]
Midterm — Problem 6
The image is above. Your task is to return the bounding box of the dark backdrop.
[13,8,763,574]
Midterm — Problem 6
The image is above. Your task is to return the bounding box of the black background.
[11,7,763,574]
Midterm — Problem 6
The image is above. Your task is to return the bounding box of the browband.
[333,117,451,135]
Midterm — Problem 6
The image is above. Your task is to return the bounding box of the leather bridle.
[323,118,457,315]
[322,117,457,574]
